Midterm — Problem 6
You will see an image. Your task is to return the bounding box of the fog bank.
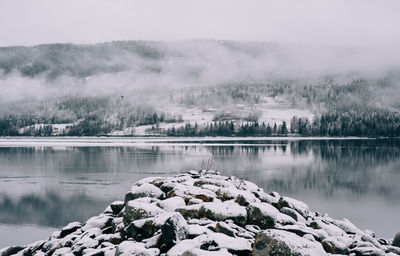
[0,40,399,103]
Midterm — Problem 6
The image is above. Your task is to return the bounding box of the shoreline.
[0,136,385,148]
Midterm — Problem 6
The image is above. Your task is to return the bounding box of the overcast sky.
[0,0,399,48]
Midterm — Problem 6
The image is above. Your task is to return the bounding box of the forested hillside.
[0,41,399,137]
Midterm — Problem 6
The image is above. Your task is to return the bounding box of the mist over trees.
[0,41,163,79]
[0,41,399,137]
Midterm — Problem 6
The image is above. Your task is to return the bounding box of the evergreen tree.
[290,116,298,133]
[266,124,272,135]
[280,121,288,135]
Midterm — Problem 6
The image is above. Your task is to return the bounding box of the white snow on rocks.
[116,241,159,256]
[2,170,399,256]
[157,196,186,212]
[129,183,165,200]
[253,229,327,256]
[199,201,247,225]
[81,215,112,232]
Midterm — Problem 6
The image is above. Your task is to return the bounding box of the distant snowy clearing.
[110,96,315,136]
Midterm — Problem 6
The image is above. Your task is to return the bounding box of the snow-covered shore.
[1,170,399,256]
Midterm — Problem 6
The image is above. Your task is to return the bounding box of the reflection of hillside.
[207,146,261,156]
[0,146,185,174]
[1,140,399,228]
[0,192,109,227]
[69,146,178,173]
[291,140,400,166]
[258,140,400,199]
[195,140,400,200]
[205,143,288,157]
[261,163,400,200]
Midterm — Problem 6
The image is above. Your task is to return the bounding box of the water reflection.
[0,139,399,247]
[0,191,109,227]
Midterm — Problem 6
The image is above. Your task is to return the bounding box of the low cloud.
[0,40,399,104]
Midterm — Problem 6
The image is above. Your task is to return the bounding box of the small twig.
[236,168,249,189]
[199,157,214,175]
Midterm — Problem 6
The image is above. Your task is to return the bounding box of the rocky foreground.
[2,170,400,256]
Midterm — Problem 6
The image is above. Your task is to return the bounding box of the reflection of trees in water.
[205,143,289,157]
[205,145,283,172]
[0,146,188,174]
[193,140,400,200]
[291,140,400,165]
[2,140,400,216]
[0,192,108,227]
[261,140,400,199]
[207,146,262,156]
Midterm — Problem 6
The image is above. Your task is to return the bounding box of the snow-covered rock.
[199,201,247,226]
[161,212,188,250]
[333,218,365,235]
[123,199,165,225]
[126,183,165,202]
[115,241,159,256]
[278,196,310,218]
[2,170,397,256]
[321,236,350,254]
[393,232,400,248]
[59,222,82,238]
[246,202,279,229]
[157,196,186,212]
[0,246,25,256]
[110,201,125,215]
[350,245,385,256]
[181,248,232,256]
[253,229,327,256]
[280,206,307,223]
[81,215,112,232]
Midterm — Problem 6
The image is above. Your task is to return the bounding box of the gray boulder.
[246,202,279,229]
[280,207,306,223]
[125,183,164,203]
[199,201,247,226]
[277,196,309,218]
[215,222,236,237]
[110,201,125,215]
[0,246,25,256]
[123,200,165,225]
[60,221,82,238]
[321,236,350,254]
[386,245,400,255]
[350,246,385,256]
[161,212,188,250]
[182,248,232,256]
[393,232,400,248]
[253,229,327,256]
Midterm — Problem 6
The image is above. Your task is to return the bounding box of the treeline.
[0,112,183,137]
[66,112,182,136]
[0,116,20,136]
[152,110,400,137]
[0,95,184,136]
[290,110,400,137]
[151,121,289,137]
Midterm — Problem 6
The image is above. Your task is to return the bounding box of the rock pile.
[1,170,400,256]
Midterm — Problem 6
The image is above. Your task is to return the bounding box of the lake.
[0,137,399,248]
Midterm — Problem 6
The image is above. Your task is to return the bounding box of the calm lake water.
[0,137,399,248]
